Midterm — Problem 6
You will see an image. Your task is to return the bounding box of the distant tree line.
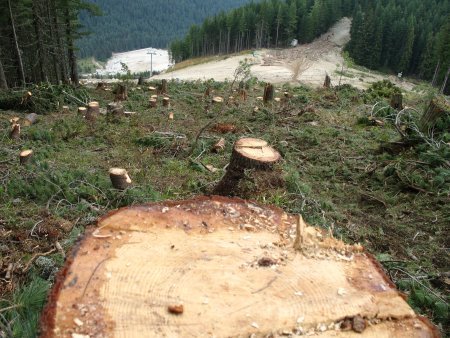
[0,0,99,88]
[169,0,356,62]
[77,0,253,61]
[347,0,450,90]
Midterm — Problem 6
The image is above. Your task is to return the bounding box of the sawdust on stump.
[40,196,438,338]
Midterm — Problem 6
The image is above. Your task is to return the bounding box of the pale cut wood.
[109,168,131,190]
[77,107,87,116]
[149,98,157,108]
[19,149,33,164]
[211,137,226,152]
[62,105,70,113]
[168,112,174,120]
[9,117,20,124]
[40,197,438,338]
[212,96,223,104]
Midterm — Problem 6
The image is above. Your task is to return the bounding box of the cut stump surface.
[40,196,438,338]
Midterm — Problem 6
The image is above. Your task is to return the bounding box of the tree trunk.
[431,59,440,87]
[0,54,8,90]
[64,4,78,85]
[52,0,68,84]
[46,0,60,84]
[390,93,403,110]
[440,66,450,94]
[32,0,46,83]
[8,0,26,86]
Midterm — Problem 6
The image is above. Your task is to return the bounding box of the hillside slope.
[78,0,253,60]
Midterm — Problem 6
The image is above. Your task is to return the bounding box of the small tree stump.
[239,89,247,101]
[114,84,128,101]
[390,93,403,110]
[148,86,157,92]
[213,138,281,196]
[160,79,168,94]
[40,196,437,337]
[85,102,99,121]
[137,76,145,86]
[109,168,132,190]
[9,123,20,139]
[19,149,33,164]
[211,137,226,152]
[9,117,20,124]
[96,82,106,90]
[77,107,87,116]
[107,102,124,118]
[21,91,32,104]
[149,98,157,108]
[204,87,211,97]
[419,96,450,132]
[323,74,331,88]
[168,112,174,120]
[23,113,38,126]
[62,106,70,114]
[162,97,170,107]
[263,83,274,103]
[212,96,223,104]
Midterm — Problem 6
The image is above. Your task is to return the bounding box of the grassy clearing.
[0,79,448,336]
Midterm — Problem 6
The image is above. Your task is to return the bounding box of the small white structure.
[290,39,298,47]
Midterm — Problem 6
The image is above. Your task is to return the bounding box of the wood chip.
[73,318,84,326]
[168,304,184,315]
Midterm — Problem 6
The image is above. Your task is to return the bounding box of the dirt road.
[153,18,413,90]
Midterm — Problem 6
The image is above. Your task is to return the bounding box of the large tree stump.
[39,196,437,338]
[213,138,281,196]
[85,102,99,121]
[137,75,145,86]
[263,83,274,103]
[419,96,450,132]
[162,97,170,107]
[114,84,128,102]
[390,93,403,110]
[106,102,124,119]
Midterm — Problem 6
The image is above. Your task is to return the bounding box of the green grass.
[0,80,448,336]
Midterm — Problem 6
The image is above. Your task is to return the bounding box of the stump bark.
[85,102,99,121]
[390,93,403,110]
[323,74,331,88]
[149,98,157,108]
[213,138,281,196]
[39,196,438,338]
[96,82,106,90]
[9,123,20,139]
[114,84,128,101]
[162,97,170,107]
[137,76,145,86]
[109,168,132,190]
[160,79,168,94]
[77,107,87,116]
[263,83,274,103]
[19,149,33,164]
[419,96,450,131]
[106,102,124,119]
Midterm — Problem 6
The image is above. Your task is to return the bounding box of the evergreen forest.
[169,0,450,88]
[0,0,100,88]
[78,0,254,60]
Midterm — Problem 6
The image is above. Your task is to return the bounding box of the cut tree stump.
[39,196,438,338]
[323,74,331,88]
[213,138,281,196]
[106,102,124,119]
[19,149,33,164]
[85,102,99,121]
[149,98,157,108]
[96,82,106,91]
[114,84,128,102]
[137,76,145,86]
[212,96,223,104]
[62,106,70,114]
[9,123,20,139]
[109,168,132,190]
[390,93,403,110]
[162,97,170,107]
[148,86,157,92]
[77,107,87,116]
[263,83,274,103]
[419,96,450,132]
[211,137,226,152]
[160,79,168,94]
[23,113,38,126]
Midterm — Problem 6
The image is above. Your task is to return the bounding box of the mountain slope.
[78,0,253,60]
